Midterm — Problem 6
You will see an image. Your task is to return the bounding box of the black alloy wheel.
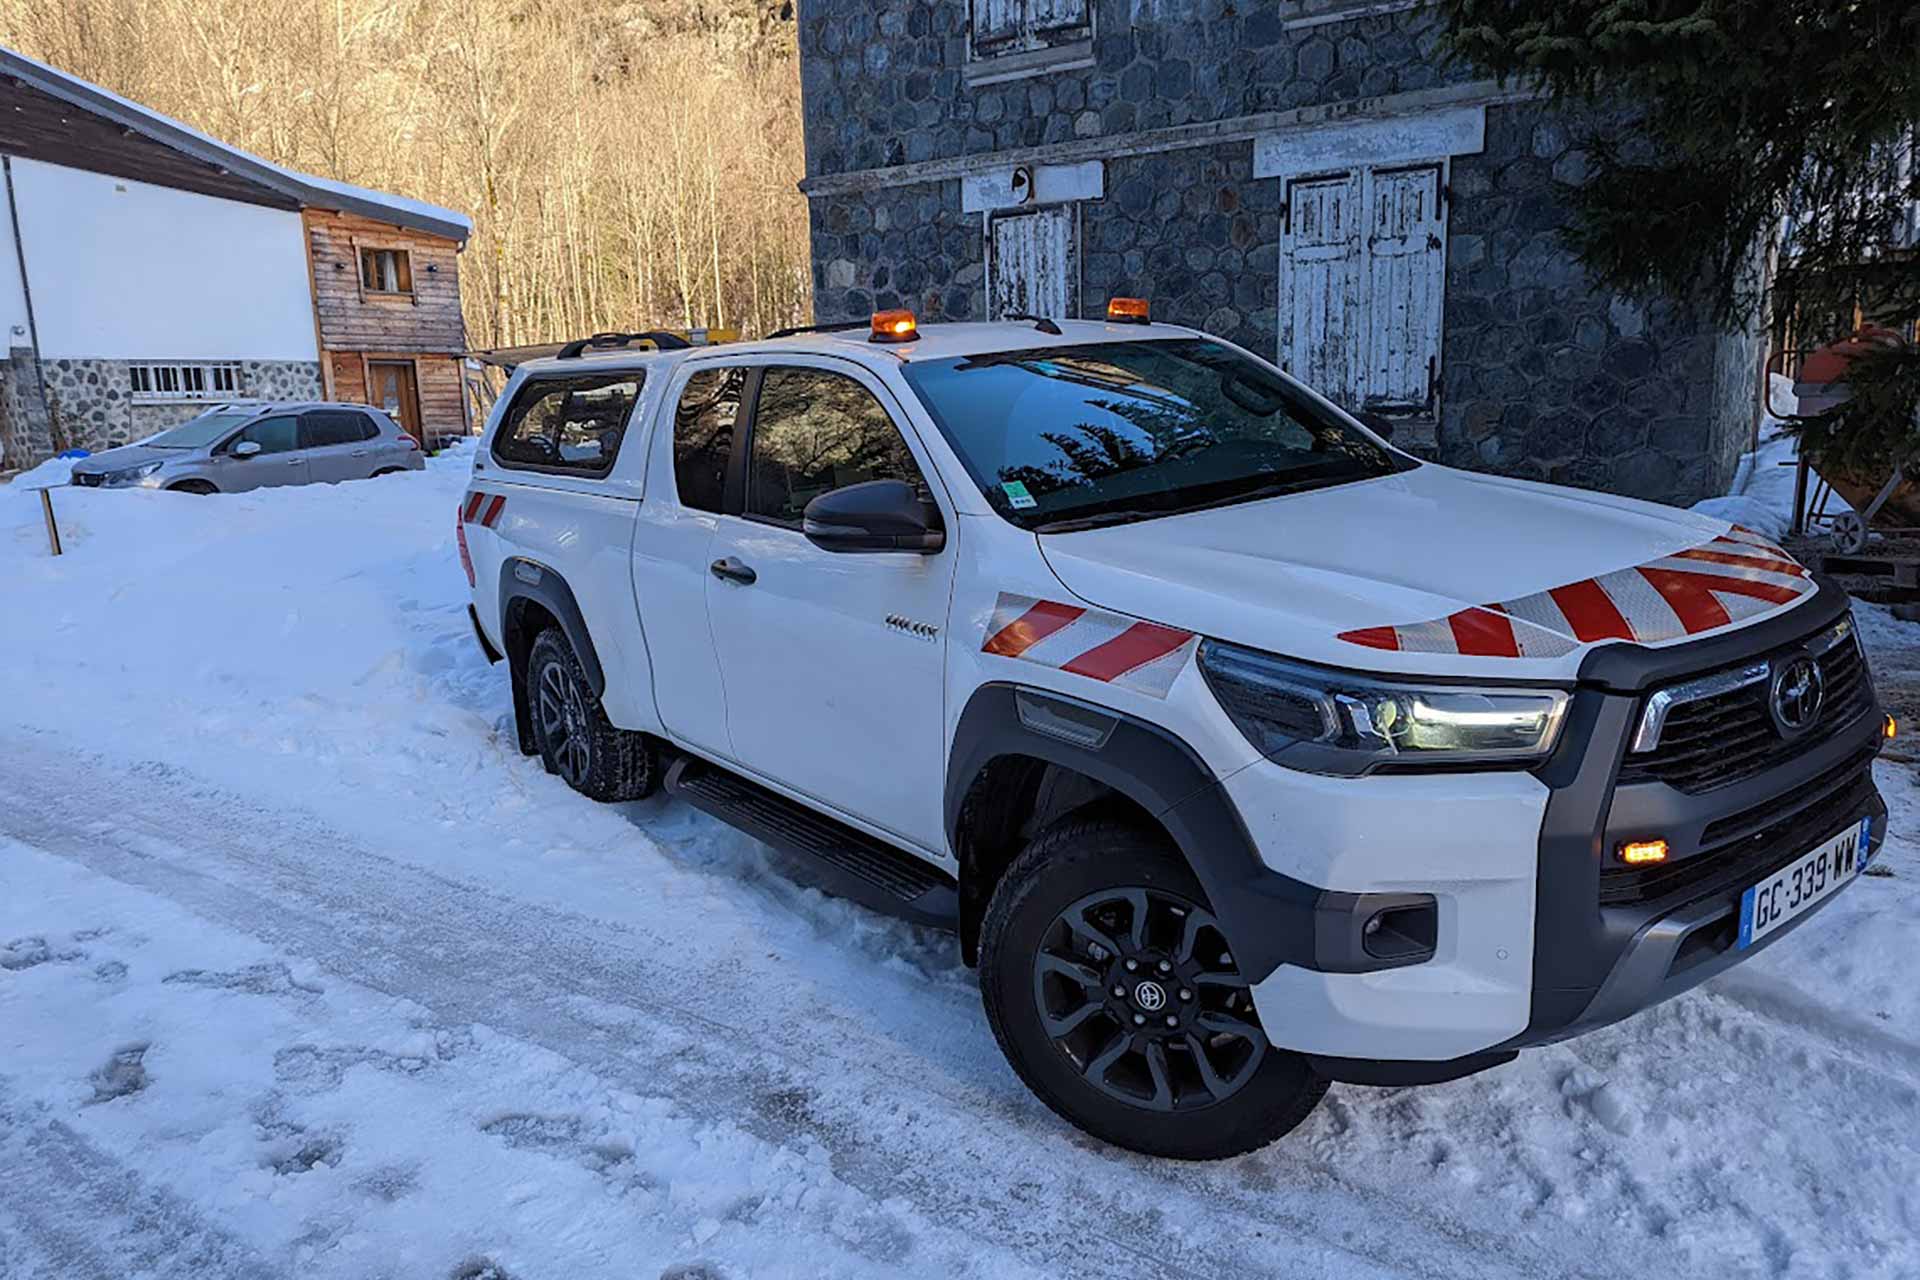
[1034,886,1267,1111]
[980,814,1328,1159]
[536,650,594,788]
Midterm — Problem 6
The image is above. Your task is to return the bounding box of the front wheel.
[980,815,1327,1159]
[527,628,657,802]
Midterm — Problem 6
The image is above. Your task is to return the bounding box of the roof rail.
[556,331,692,359]
[763,320,869,340]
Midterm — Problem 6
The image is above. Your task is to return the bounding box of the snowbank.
[6,454,76,490]
[0,444,1915,1279]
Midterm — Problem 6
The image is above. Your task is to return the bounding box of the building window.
[360,247,413,295]
[988,205,1078,321]
[968,0,1093,82]
[128,361,244,402]
[1277,0,1427,30]
[1278,164,1447,423]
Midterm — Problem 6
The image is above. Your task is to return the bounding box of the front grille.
[71,471,102,487]
[1618,630,1873,793]
[1599,747,1878,906]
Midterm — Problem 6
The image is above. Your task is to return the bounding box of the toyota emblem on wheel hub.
[1769,654,1825,739]
[1133,980,1167,1011]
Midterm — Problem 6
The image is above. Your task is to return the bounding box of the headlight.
[1198,640,1571,776]
[101,461,165,487]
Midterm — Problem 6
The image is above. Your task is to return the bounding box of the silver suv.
[69,401,425,493]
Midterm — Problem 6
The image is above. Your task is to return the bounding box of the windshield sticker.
[981,592,1197,699]
[1338,526,1812,657]
[1000,480,1038,510]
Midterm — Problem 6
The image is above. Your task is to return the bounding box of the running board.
[664,756,959,930]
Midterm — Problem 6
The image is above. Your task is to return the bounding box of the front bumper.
[1230,581,1888,1071]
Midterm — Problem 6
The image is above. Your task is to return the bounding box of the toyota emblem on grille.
[1769,654,1825,738]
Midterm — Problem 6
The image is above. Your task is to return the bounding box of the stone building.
[795,0,1764,506]
[0,46,471,469]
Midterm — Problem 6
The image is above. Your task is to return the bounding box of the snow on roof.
[0,44,471,243]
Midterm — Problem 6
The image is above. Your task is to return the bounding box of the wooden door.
[1362,165,1445,414]
[368,360,421,442]
[1279,173,1363,407]
[989,205,1076,321]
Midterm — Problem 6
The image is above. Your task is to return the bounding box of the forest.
[0,0,812,350]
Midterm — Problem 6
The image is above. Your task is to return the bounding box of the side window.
[492,373,642,476]
[301,410,372,449]
[746,367,926,526]
[230,415,300,455]
[673,367,745,513]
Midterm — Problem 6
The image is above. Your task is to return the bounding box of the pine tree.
[1441,0,1920,471]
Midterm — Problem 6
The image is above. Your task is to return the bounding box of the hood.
[70,443,184,474]
[1037,464,1816,677]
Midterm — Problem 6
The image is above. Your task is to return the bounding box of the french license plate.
[1737,817,1875,949]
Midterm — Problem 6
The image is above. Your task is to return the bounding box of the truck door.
[633,364,744,758]
[702,360,957,855]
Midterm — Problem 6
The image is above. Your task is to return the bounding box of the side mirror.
[232,440,263,458]
[1354,410,1396,441]
[803,479,945,554]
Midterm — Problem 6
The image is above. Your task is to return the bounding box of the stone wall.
[0,346,53,469]
[798,0,1760,507]
[37,358,322,454]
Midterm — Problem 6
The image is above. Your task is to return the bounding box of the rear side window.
[229,415,300,455]
[673,367,745,513]
[301,410,376,448]
[493,373,642,476]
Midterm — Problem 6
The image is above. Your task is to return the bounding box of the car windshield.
[900,338,1414,530]
[146,411,260,449]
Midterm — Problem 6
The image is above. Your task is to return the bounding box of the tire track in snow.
[0,738,1591,1280]
[0,1092,277,1280]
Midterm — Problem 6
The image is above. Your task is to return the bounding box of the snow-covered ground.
[1,446,1916,1280]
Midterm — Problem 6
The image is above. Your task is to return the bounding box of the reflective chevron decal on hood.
[1337,527,1814,658]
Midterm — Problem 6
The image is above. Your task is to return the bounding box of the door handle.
[709,557,757,585]
[286,458,303,466]
[351,449,371,457]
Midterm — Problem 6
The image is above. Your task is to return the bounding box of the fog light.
[1619,839,1669,865]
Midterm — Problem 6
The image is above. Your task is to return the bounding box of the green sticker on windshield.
[1001,480,1037,510]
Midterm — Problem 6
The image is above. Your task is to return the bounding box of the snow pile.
[6,453,77,490]
[1691,372,1856,539]
[0,453,1916,1278]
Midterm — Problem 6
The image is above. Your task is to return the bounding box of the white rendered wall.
[7,157,317,361]
[0,167,28,346]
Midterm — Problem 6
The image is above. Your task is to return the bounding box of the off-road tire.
[980,814,1328,1160]
[527,628,657,802]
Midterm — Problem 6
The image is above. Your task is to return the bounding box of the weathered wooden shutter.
[990,206,1076,320]
[972,0,1088,52]
[1361,165,1445,413]
[1279,173,1363,407]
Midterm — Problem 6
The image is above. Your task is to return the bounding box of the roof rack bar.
[762,320,869,340]
[556,331,692,359]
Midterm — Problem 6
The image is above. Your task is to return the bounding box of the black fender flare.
[498,558,606,756]
[498,557,606,695]
[944,682,1327,984]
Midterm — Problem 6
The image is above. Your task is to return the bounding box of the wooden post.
[39,487,61,556]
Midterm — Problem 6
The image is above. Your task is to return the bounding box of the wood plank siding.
[302,208,468,442]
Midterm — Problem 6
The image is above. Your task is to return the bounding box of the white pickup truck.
[462,308,1891,1159]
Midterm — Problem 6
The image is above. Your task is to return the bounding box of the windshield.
[900,338,1413,530]
[147,411,259,449]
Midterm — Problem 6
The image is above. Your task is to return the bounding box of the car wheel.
[527,628,657,802]
[980,814,1328,1160]
[372,467,405,477]
[167,480,218,495]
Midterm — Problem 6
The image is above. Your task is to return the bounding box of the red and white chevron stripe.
[981,593,1198,698]
[1339,526,1812,658]
[461,491,506,529]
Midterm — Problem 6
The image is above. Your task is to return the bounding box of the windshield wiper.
[1030,508,1166,534]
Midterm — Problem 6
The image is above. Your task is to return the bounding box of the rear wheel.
[980,815,1328,1159]
[527,628,657,802]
